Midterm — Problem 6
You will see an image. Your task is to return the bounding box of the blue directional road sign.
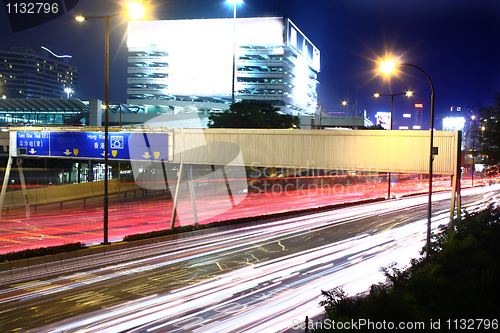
[15,130,170,162]
[16,131,50,156]
[128,133,170,162]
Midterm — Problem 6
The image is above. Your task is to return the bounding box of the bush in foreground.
[313,205,500,332]
[0,242,87,262]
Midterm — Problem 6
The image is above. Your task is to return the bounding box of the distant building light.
[399,126,409,130]
[413,125,421,129]
[403,113,411,118]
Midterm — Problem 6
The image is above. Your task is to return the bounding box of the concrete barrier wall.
[2,180,142,208]
[10,189,31,207]
[34,188,48,204]
[44,182,95,203]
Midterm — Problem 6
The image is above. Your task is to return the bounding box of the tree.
[207,102,300,129]
[313,205,500,332]
[480,92,500,165]
[365,124,385,130]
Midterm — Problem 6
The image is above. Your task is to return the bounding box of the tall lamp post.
[342,100,355,128]
[227,0,242,105]
[75,2,145,244]
[471,115,476,188]
[381,60,435,256]
[374,91,413,199]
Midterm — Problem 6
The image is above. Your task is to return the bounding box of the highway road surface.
[0,184,498,332]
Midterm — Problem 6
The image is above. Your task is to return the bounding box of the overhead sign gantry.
[13,129,173,161]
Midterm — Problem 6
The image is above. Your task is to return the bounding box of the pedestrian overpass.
[2,127,462,229]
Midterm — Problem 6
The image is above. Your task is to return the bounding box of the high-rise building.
[127,17,320,116]
[0,46,78,99]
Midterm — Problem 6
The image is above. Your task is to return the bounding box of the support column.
[456,131,462,221]
[0,155,13,219]
[170,162,184,229]
[449,174,456,223]
[17,158,30,218]
[188,165,199,228]
[221,167,236,208]
[449,131,463,224]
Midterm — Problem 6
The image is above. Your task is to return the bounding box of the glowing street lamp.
[227,0,243,104]
[373,90,413,199]
[64,87,73,98]
[75,1,145,244]
[127,2,145,20]
[373,91,413,130]
[380,59,396,74]
[380,59,435,256]
[342,100,355,127]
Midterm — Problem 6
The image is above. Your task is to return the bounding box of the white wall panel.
[172,129,459,175]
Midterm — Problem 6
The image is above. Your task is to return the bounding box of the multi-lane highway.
[0,184,498,332]
[0,174,487,254]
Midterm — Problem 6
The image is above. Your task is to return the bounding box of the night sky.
[1,0,500,129]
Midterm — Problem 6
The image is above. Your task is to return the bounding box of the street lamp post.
[342,100,355,128]
[374,91,413,199]
[227,0,242,105]
[75,3,145,244]
[471,115,476,188]
[381,60,435,256]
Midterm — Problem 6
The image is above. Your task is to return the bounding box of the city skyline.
[1,0,499,128]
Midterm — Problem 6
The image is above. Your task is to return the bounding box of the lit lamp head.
[471,115,476,120]
[342,101,347,106]
[406,91,413,97]
[128,1,145,20]
[75,15,86,21]
[374,93,380,98]
[64,87,73,98]
[380,60,397,74]
[227,0,243,4]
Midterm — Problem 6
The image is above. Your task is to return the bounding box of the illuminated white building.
[127,17,320,116]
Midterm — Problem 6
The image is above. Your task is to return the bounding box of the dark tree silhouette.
[208,102,300,129]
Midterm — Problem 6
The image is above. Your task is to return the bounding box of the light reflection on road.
[13,185,497,333]
[1,175,492,254]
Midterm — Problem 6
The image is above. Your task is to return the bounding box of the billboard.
[375,112,391,130]
[128,18,285,96]
[442,117,465,132]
